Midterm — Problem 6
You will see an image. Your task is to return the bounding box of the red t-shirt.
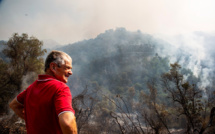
[17,75,75,134]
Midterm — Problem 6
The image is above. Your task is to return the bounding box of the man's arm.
[59,112,77,134]
[9,98,25,119]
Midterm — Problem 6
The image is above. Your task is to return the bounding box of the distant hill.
[56,28,175,95]
[57,28,171,68]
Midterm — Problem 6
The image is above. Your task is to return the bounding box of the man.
[9,50,77,134]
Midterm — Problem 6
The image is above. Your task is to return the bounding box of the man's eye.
[67,67,71,69]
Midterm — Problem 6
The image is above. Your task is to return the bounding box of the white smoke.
[21,72,37,91]
[1,0,215,44]
[156,32,215,89]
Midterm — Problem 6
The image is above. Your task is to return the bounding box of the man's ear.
[50,62,57,73]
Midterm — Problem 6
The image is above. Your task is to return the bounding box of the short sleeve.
[17,90,27,105]
[54,86,75,116]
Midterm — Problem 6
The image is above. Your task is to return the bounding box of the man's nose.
[68,70,73,75]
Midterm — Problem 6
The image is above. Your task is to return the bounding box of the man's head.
[45,50,73,83]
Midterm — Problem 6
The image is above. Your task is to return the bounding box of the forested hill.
[58,28,171,65]
[56,28,193,96]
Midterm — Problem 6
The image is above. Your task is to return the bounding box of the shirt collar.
[38,75,57,81]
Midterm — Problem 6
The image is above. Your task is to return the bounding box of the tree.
[138,81,171,134]
[0,33,46,113]
[3,33,47,91]
[0,33,47,133]
[161,63,204,133]
[0,59,13,114]
[72,88,96,134]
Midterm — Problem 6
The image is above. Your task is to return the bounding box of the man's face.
[54,60,73,83]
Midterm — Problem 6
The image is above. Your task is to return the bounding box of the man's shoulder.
[46,80,70,93]
[51,79,68,88]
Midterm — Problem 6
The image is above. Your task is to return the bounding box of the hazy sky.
[0,0,215,45]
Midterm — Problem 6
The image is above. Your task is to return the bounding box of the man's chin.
[63,78,68,83]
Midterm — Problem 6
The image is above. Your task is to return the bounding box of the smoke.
[1,0,215,45]
[21,72,37,91]
[56,28,215,93]
[156,32,215,88]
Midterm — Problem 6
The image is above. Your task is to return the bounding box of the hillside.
[56,28,194,97]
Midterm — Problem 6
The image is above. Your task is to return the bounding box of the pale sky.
[0,0,215,45]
